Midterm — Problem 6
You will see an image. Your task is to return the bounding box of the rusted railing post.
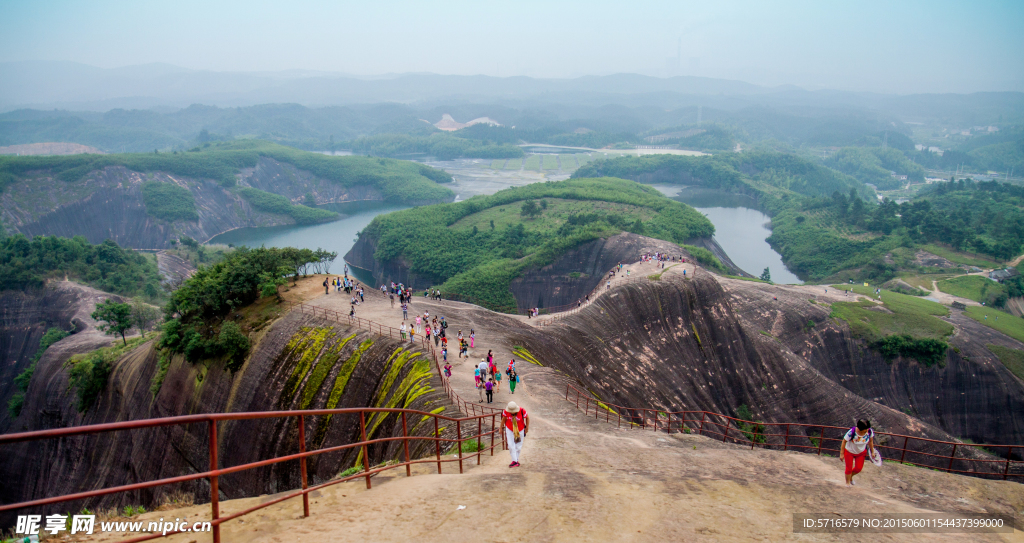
[1004,447,1014,481]
[947,444,957,473]
[815,426,824,456]
[457,420,464,474]
[402,412,411,477]
[209,420,220,543]
[784,424,790,451]
[490,414,496,456]
[699,412,706,436]
[477,417,482,465]
[617,410,621,428]
[722,419,729,442]
[576,390,580,409]
[360,411,371,489]
[434,417,442,474]
[565,384,569,401]
[900,436,909,464]
[584,397,589,415]
[654,411,658,433]
[298,415,309,517]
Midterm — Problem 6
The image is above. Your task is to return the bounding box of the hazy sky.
[2,0,1022,93]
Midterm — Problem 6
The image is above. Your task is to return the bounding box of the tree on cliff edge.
[92,299,134,345]
[760,267,772,284]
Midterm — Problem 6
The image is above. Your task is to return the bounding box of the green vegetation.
[559,155,577,169]
[964,306,1024,343]
[504,158,522,170]
[67,336,150,412]
[92,299,134,345]
[141,181,198,222]
[524,155,541,171]
[0,140,454,204]
[0,235,163,298]
[829,285,951,364]
[936,275,1008,307]
[6,327,70,417]
[641,124,736,152]
[987,344,1024,381]
[237,187,338,224]
[347,133,523,160]
[574,152,1024,281]
[872,335,949,366]
[160,246,327,369]
[542,154,559,170]
[824,147,925,190]
[735,404,766,444]
[361,177,714,311]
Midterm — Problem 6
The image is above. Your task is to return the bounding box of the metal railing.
[564,384,1022,482]
[0,300,507,542]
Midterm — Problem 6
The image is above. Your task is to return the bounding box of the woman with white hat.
[503,401,529,467]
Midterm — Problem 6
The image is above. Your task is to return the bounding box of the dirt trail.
[76,265,1024,543]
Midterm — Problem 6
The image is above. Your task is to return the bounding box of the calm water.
[204,177,801,285]
[666,187,803,284]
[207,201,408,279]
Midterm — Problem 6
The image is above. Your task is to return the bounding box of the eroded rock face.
[0,295,447,522]
[507,273,1024,456]
[0,157,382,249]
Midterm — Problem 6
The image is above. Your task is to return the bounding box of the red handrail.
[0,405,507,542]
[1,295,507,542]
[562,384,1022,482]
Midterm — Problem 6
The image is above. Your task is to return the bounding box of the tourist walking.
[485,378,494,403]
[840,419,876,487]
[401,302,408,320]
[470,329,475,349]
[508,368,519,394]
[494,366,503,391]
[323,278,329,294]
[400,323,407,340]
[443,362,452,377]
[503,401,529,467]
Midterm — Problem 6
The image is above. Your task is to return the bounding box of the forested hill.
[572,152,1024,282]
[0,141,456,249]
[573,151,869,201]
[349,177,715,311]
[0,140,454,204]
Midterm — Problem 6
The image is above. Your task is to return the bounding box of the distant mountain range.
[2,61,1021,124]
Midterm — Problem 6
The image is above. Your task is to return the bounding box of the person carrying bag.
[502,401,529,468]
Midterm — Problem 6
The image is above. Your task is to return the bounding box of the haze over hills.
[3,61,1023,125]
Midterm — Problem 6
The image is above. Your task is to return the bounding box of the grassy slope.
[936,275,1007,303]
[829,285,952,341]
[450,198,655,234]
[361,177,715,311]
[964,306,1024,343]
[0,140,454,204]
[987,344,1024,381]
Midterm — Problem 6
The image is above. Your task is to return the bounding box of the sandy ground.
[71,263,1024,543]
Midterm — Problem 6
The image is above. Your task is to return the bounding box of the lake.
[662,186,803,284]
[205,172,802,285]
[207,200,408,280]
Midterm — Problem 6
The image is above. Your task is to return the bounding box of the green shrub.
[67,353,112,412]
[218,322,251,372]
[141,181,198,221]
[237,187,338,224]
[872,335,948,366]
